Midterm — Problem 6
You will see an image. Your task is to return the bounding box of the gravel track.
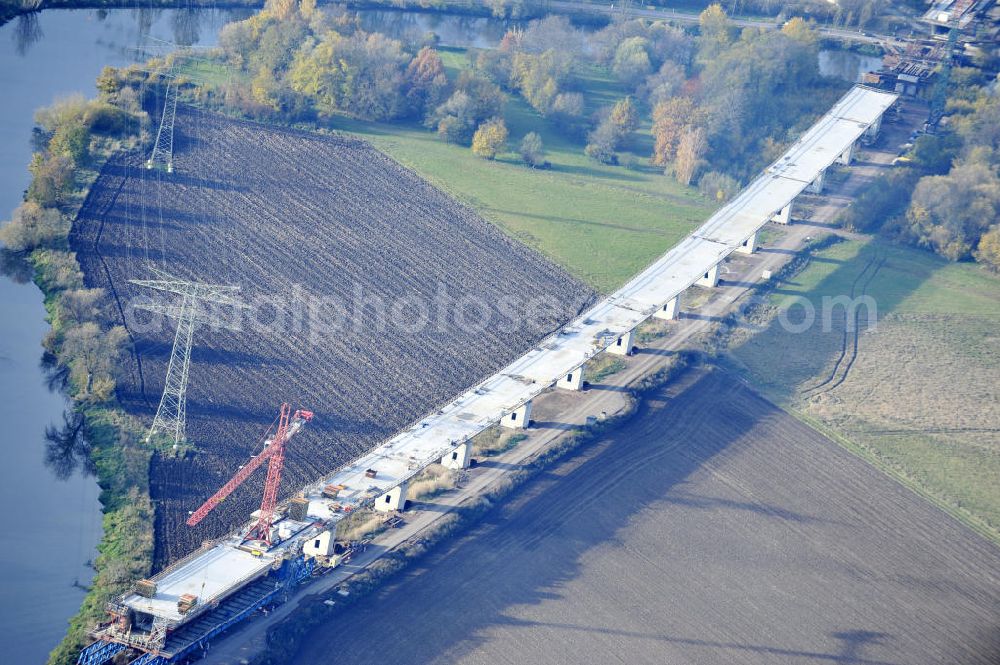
[69,107,596,565]
[290,369,1000,665]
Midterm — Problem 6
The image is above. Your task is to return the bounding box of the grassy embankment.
[729,237,1000,543]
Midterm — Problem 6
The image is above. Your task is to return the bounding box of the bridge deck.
[112,84,897,630]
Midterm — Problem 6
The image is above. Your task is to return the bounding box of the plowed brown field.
[291,369,1000,665]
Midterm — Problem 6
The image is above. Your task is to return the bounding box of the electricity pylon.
[146,73,177,173]
[130,267,246,447]
[135,39,214,173]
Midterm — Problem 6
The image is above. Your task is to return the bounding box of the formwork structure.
[78,85,897,665]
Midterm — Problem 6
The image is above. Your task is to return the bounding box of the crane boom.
[186,405,313,528]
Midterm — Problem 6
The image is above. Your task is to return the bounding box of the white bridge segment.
[117,85,896,627]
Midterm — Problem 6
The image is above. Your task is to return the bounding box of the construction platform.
[118,518,315,623]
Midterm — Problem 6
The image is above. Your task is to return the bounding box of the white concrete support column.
[736,231,757,255]
[771,201,793,225]
[696,263,720,288]
[558,367,585,391]
[865,114,882,139]
[808,169,825,194]
[374,482,408,512]
[836,141,854,165]
[608,329,635,356]
[441,441,471,469]
[653,294,681,321]
[303,529,336,557]
[501,401,533,429]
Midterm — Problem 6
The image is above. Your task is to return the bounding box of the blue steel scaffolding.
[77,555,317,665]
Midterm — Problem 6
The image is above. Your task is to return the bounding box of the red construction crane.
[186,404,313,546]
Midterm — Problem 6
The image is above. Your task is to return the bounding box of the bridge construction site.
[77,84,897,665]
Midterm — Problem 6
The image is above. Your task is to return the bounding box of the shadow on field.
[635,347,676,357]
[137,342,286,368]
[487,207,670,236]
[529,420,581,432]
[581,382,628,392]
[548,161,650,183]
[101,161,244,193]
[660,489,845,526]
[290,370,889,665]
[729,240,934,402]
[452,618,897,665]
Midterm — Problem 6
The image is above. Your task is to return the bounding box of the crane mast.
[186,404,313,547]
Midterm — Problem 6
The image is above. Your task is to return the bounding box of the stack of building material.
[288,497,310,521]
[135,579,157,598]
[177,594,198,614]
[322,484,345,499]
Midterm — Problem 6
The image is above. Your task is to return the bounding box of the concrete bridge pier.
[772,201,794,225]
[608,329,635,356]
[697,263,720,288]
[654,295,681,321]
[837,141,855,165]
[808,169,825,194]
[558,367,585,391]
[374,482,409,512]
[865,115,882,140]
[501,401,533,429]
[441,441,471,469]
[736,231,757,255]
[303,529,336,557]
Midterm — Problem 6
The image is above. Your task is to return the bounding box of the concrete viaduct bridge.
[83,84,897,665]
[313,84,897,514]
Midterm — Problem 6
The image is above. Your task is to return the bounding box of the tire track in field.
[801,249,879,395]
[814,251,886,397]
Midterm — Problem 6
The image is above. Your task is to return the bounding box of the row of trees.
[211,3,842,191]
[903,81,1000,268]
[463,7,833,185]
[647,10,826,185]
[216,0,515,151]
[837,69,1000,270]
[0,95,135,402]
[708,0,897,28]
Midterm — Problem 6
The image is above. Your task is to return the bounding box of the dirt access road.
[194,104,924,664]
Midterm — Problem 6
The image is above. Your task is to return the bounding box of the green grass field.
[333,48,712,293]
[730,238,1000,541]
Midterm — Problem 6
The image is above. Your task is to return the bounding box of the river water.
[0,7,879,662]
